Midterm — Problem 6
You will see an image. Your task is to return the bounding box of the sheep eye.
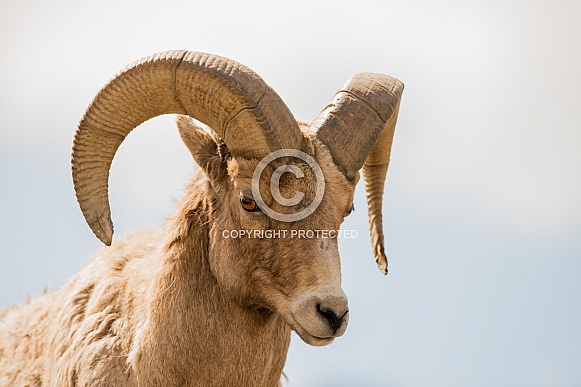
[240,196,259,212]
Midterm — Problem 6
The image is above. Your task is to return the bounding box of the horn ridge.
[72,50,301,245]
[312,73,403,274]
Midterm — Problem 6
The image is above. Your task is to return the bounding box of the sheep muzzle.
[288,289,349,347]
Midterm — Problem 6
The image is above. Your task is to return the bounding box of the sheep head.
[71,50,403,346]
[176,117,355,345]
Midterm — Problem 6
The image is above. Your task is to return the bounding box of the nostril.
[317,304,348,333]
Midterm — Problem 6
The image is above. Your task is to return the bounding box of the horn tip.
[96,229,113,246]
[101,235,113,246]
[375,251,388,275]
[90,218,113,246]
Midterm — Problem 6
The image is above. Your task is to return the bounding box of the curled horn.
[311,73,403,274]
[72,50,302,245]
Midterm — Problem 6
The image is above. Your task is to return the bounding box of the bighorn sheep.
[0,50,403,386]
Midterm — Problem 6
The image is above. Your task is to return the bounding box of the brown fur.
[0,118,357,386]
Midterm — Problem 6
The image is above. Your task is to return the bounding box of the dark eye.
[240,196,259,212]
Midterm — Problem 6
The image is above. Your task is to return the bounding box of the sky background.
[1,0,580,386]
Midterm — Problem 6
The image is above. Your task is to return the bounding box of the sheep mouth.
[290,318,336,347]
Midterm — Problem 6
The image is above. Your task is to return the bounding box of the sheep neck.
[131,189,291,386]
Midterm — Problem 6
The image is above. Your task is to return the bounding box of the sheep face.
[179,117,354,346]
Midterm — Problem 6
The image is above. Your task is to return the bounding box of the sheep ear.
[176,116,229,182]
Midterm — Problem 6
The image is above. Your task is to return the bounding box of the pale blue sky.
[1,1,580,386]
